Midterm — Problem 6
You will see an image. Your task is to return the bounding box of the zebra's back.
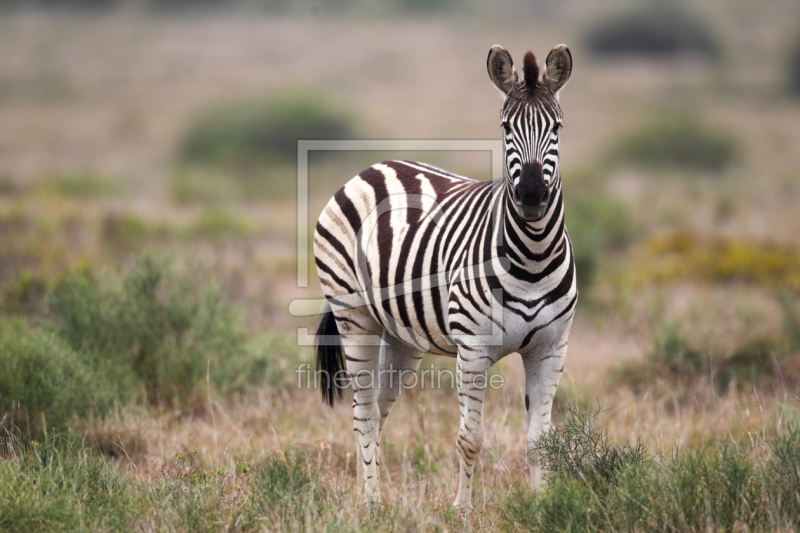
[314,160,496,355]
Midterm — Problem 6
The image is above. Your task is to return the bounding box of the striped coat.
[314,44,576,508]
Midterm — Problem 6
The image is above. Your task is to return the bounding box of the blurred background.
[1,0,800,523]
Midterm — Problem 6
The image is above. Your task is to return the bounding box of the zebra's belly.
[362,287,460,357]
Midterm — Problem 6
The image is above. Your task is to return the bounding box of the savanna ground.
[2,0,800,530]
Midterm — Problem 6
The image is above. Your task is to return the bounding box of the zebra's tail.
[315,302,345,407]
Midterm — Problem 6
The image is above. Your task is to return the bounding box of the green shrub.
[584,7,719,59]
[532,402,650,493]
[190,209,252,242]
[179,92,354,167]
[1,269,48,315]
[779,292,800,351]
[47,256,266,407]
[611,115,739,172]
[0,321,114,434]
[713,336,781,389]
[503,481,592,533]
[565,195,637,290]
[563,170,637,290]
[37,172,118,199]
[652,322,702,371]
[395,0,457,14]
[612,315,796,393]
[101,213,152,250]
[501,404,800,532]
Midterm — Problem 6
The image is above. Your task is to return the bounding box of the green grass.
[4,404,799,532]
[0,434,142,533]
[501,403,800,532]
[0,434,328,532]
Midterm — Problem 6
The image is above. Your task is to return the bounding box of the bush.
[565,195,636,290]
[780,292,800,351]
[0,321,114,434]
[612,312,799,393]
[179,92,354,167]
[501,404,800,532]
[190,209,252,242]
[626,229,800,289]
[1,269,48,315]
[37,172,118,199]
[584,7,719,59]
[101,213,152,250]
[611,115,739,172]
[47,256,269,407]
[532,402,650,493]
[563,170,637,290]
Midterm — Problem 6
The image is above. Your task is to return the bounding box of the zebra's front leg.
[453,348,493,509]
[346,341,383,503]
[521,341,568,490]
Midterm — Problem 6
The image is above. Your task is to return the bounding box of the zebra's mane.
[522,51,540,93]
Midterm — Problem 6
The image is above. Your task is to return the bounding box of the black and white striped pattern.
[314,44,576,507]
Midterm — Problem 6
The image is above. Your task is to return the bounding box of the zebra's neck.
[499,173,565,265]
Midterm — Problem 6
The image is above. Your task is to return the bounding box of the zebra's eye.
[552,123,562,134]
[501,122,511,135]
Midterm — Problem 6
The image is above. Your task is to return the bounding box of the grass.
[3,399,799,532]
[501,403,800,532]
[0,433,327,532]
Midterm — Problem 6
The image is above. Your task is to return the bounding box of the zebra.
[313,44,576,508]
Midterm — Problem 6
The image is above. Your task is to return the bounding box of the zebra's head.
[487,44,572,222]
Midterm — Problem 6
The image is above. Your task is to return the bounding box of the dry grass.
[1,2,800,530]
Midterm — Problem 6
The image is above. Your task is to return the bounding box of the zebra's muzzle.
[513,162,550,221]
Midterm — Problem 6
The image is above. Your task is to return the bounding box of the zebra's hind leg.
[521,340,568,491]
[377,331,423,433]
[453,347,494,509]
[338,313,384,504]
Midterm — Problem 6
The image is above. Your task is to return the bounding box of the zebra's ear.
[487,45,518,96]
[543,44,572,96]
